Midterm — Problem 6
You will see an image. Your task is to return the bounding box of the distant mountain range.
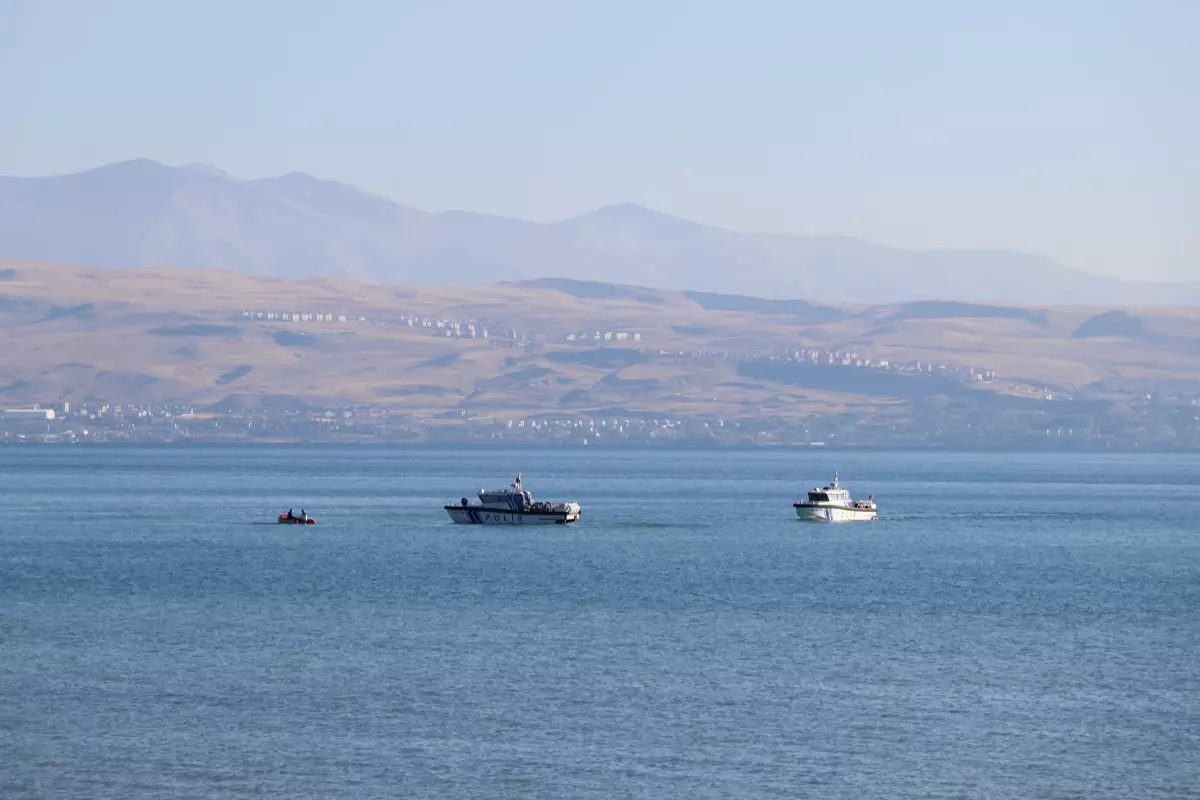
[2,159,1196,306]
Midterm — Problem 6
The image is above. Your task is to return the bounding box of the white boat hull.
[445,507,581,525]
[794,504,877,522]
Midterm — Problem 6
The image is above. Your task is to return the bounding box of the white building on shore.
[2,408,56,420]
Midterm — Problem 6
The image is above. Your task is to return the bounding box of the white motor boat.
[445,474,582,525]
[793,472,877,522]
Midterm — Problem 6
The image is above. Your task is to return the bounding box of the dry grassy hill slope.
[2,259,1198,417]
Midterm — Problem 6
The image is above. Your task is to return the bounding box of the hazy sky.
[1,0,1196,281]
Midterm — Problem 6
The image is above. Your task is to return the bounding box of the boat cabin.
[480,484,532,503]
[805,472,851,504]
[476,474,533,510]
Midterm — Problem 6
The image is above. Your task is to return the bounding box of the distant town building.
[2,408,55,420]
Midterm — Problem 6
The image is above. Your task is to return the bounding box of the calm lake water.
[2,447,1198,799]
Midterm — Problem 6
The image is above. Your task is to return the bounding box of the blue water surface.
[2,446,1198,799]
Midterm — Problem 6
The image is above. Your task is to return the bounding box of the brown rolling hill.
[2,259,1199,418]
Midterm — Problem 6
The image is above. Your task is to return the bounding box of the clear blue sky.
[2,0,1196,280]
